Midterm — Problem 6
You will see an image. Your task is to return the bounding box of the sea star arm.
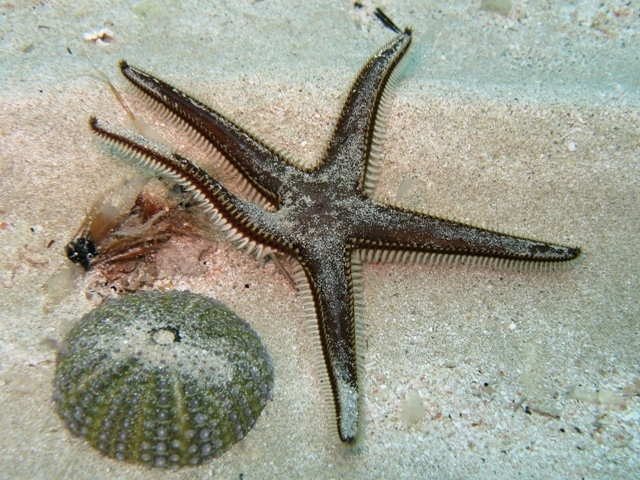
[319,29,412,193]
[356,203,581,266]
[119,61,297,207]
[89,117,281,260]
[293,246,363,445]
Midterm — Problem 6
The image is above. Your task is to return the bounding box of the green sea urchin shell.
[54,291,274,468]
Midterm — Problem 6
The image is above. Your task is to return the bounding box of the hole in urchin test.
[151,327,181,345]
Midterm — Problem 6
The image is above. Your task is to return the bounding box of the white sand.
[1,1,639,478]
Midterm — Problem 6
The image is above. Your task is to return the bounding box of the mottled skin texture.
[89,26,580,445]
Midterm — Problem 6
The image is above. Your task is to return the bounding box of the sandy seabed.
[1,1,639,478]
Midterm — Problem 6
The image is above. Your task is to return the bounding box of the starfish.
[88,14,580,446]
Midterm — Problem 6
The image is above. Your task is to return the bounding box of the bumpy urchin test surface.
[54,290,274,468]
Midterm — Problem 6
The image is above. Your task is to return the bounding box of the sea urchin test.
[54,291,274,468]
